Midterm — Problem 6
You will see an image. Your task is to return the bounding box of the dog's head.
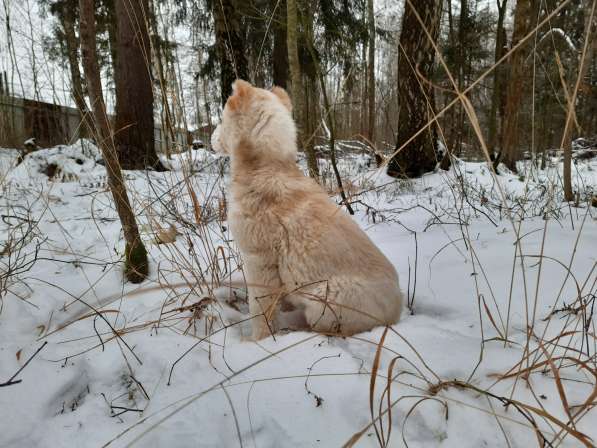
[211,80,297,162]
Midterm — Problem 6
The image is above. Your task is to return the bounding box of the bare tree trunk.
[202,75,212,136]
[272,0,288,88]
[149,0,174,159]
[287,0,318,178]
[366,0,380,166]
[105,0,119,108]
[488,0,508,154]
[454,0,468,154]
[360,39,367,138]
[113,0,164,170]
[193,42,203,133]
[387,0,442,178]
[194,75,202,131]
[500,0,534,172]
[61,1,89,119]
[445,0,456,151]
[305,36,354,215]
[79,0,148,283]
[563,0,595,201]
[589,34,597,136]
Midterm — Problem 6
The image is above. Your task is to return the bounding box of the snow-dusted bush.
[7,139,105,183]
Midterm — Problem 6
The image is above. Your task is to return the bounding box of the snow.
[538,28,578,53]
[6,139,105,184]
[0,140,596,447]
[159,147,223,173]
[0,148,19,181]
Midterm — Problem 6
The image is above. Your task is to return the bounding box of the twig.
[0,341,48,387]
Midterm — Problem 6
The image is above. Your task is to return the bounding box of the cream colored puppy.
[212,80,402,340]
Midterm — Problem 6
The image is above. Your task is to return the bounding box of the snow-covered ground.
[0,142,596,447]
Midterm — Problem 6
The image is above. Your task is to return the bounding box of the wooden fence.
[0,94,191,152]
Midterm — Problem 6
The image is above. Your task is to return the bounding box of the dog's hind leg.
[243,254,284,340]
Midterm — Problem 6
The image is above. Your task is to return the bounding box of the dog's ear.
[227,79,254,112]
[271,86,292,112]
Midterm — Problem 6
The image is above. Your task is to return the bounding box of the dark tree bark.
[454,0,468,153]
[360,38,367,137]
[288,0,319,178]
[387,0,442,178]
[148,0,175,160]
[488,0,508,154]
[500,0,535,172]
[212,0,249,106]
[79,0,148,283]
[563,0,595,201]
[113,0,164,170]
[445,0,456,151]
[304,31,353,215]
[104,0,119,99]
[60,1,89,118]
[272,0,289,88]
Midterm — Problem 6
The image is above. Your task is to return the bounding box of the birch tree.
[366,0,378,165]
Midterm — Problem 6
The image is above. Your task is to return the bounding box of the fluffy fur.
[213,80,402,339]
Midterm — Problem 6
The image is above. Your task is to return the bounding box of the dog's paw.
[251,321,273,341]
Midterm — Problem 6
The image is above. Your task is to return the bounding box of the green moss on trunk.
[124,240,148,283]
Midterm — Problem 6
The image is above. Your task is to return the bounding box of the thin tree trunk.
[488,0,508,154]
[79,0,148,283]
[446,0,456,151]
[272,0,289,88]
[105,0,119,102]
[173,45,189,135]
[538,90,549,170]
[387,0,442,178]
[61,2,88,118]
[202,75,212,135]
[194,75,202,131]
[212,0,248,106]
[149,0,173,159]
[287,0,319,178]
[361,39,367,137]
[366,0,380,166]
[193,51,202,133]
[563,0,595,201]
[455,0,468,154]
[305,37,354,215]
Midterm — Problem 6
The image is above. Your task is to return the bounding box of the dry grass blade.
[481,294,505,340]
[383,356,400,447]
[369,326,389,447]
[444,380,595,447]
[401,397,448,448]
[538,342,575,431]
[188,186,203,226]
